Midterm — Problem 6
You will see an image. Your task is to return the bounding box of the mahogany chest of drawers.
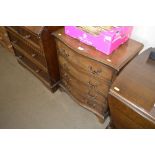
[53,28,143,122]
[0,26,13,52]
[108,48,155,128]
[6,26,62,92]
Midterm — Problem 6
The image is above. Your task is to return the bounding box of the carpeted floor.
[0,46,109,128]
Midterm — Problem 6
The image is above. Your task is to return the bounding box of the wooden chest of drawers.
[108,48,155,128]
[0,26,13,52]
[6,26,62,92]
[53,28,143,122]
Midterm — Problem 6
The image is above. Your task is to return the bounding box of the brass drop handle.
[92,103,96,108]
[35,69,40,73]
[62,79,71,91]
[24,34,31,39]
[67,85,71,92]
[88,81,97,89]
[87,91,97,100]
[83,97,96,108]
[31,53,36,57]
[8,44,12,49]
[63,63,69,72]
[63,73,70,82]
[18,55,23,59]
[60,48,69,57]
[12,40,17,44]
[62,79,67,85]
[88,66,102,75]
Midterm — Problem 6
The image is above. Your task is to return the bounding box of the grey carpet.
[0,46,109,128]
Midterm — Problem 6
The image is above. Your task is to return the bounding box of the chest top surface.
[24,26,44,35]
[53,28,143,71]
[110,48,155,122]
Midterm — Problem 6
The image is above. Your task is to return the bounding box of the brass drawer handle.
[35,69,40,73]
[63,63,70,72]
[88,81,98,89]
[12,40,17,44]
[87,90,97,100]
[60,48,69,58]
[88,66,102,75]
[82,97,96,108]
[8,44,13,49]
[24,34,31,39]
[63,73,71,82]
[87,100,96,108]
[31,53,37,58]
[62,79,71,91]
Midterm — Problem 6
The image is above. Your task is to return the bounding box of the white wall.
[131,26,155,51]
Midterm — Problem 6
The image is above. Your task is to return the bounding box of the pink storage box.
[65,26,133,55]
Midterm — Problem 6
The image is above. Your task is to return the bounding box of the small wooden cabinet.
[6,26,62,92]
[0,26,13,52]
[53,28,143,121]
[108,48,155,128]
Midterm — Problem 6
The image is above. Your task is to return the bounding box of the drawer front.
[8,30,47,68]
[9,26,40,46]
[14,48,50,83]
[60,69,107,104]
[6,27,42,53]
[58,55,110,96]
[61,78,107,115]
[56,40,114,81]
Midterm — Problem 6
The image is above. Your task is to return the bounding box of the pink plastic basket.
[65,26,133,55]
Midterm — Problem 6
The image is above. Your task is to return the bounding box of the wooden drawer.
[61,79,107,115]
[6,27,41,53]
[9,26,40,47]
[12,42,47,72]
[58,55,110,96]
[7,30,47,69]
[14,48,50,83]
[60,69,107,105]
[56,40,114,81]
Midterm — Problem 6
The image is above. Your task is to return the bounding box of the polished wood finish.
[108,48,155,128]
[6,26,62,92]
[0,26,13,52]
[53,28,144,121]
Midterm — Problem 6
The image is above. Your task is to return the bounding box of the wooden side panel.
[108,95,155,128]
[40,27,62,91]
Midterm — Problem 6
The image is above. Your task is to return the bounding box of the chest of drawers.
[0,26,13,52]
[6,26,62,92]
[53,28,143,122]
[108,48,155,128]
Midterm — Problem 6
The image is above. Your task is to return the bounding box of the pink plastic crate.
[65,26,133,55]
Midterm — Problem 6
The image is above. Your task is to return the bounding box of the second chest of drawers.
[6,26,62,92]
[0,26,13,52]
[53,28,143,122]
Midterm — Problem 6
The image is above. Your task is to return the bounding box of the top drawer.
[7,26,40,49]
[56,39,114,82]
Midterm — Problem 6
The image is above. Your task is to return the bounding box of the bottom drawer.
[61,79,108,116]
[60,69,107,104]
[14,48,50,83]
